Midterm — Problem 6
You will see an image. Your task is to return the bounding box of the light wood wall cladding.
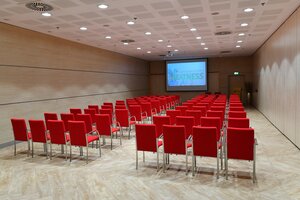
[0,23,149,145]
[253,8,300,148]
[149,57,253,102]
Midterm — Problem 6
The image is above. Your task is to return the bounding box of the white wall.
[253,8,300,148]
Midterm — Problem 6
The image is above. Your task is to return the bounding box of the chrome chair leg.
[143,151,145,162]
[86,146,88,164]
[136,150,138,170]
[14,140,16,156]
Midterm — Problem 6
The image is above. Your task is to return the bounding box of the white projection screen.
[166,59,208,91]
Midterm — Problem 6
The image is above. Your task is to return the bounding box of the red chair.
[185,110,202,126]
[29,120,50,158]
[116,100,125,105]
[88,105,99,114]
[176,116,195,139]
[47,120,69,159]
[128,105,147,123]
[115,105,126,109]
[68,121,101,163]
[150,100,161,115]
[84,108,97,123]
[103,102,113,107]
[135,124,163,171]
[200,117,222,141]
[95,114,122,150]
[175,106,188,115]
[115,109,136,139]
[226,128,257,183]
[70,108,82,116]
[153,116,170,136]
[44,113,58,129]
[75,114,96,133]
[162,125,192,174]
[230,103,243,107]
[207,110,224,128]
[229,107,244,112]
[210,106,225,113]
[101,105,113,112]
[192,106,207,116]
[11,118,31,156]
[228,111,247,118]
[192,127,222,178]
[182,102,194,109]
[166,110,181,125]
[141,102,157,122]
[99,109,113,124]
[228,118,250,128]
[60,113,75,131]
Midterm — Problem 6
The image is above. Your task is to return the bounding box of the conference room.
[1,0,300,199]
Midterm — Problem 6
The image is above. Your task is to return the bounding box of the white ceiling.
[0,0,299,61]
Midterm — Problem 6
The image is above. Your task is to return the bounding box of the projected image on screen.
[166,59,207,91]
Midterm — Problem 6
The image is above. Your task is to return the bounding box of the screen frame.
[165,58,208,92]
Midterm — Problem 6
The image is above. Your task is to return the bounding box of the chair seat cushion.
[112,127,120,133]
[187,143,192,148]
[87,135,99,143]
[130,121,136,125]
[27,132,32,140]
[65,134,70,142]
[157,140,163,147]
[47,133,51,140]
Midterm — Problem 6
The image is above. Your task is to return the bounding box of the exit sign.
[233,71,240,75]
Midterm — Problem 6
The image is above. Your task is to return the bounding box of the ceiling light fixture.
[98,4,108,9]
[174,49,179,52]
[105,36,111,39]
[127,21,135,25]
[147,51,151,54]
[145,32,152,35]
[42,12,51,17]
[190,28,197,31]
[80,27,87,31]
[237,40,243,43]
[167,45,172,48]
[244,8,254,12]
[236,45,241,48]
[123,42,129,45]
[201,43,205,46]
[196,36,201,40]
[137,47,141,50]
[158,40,163,42]
[204,47,208,50]
[238,33,245,36]
[181,15,189,19]
[241,23,248,27]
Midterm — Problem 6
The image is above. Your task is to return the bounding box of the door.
[208,72,219,93]
[229,75,245,103]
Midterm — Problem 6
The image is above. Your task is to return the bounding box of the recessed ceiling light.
[167,45,172,48]
[196,36,201,40]
[145,32,151,35]
[181,15,189,19]
[238,33,245,36]
[127,21,135,25]
[147,51,151,54]
[204,47,208,50]
[244,8,254,12]
[123,42,129,45]
[241,23,248,27]
[80,27,87,31]
[42,12,51,17]
[174,49,179,52]
[158,39,163,42]
[201,43,205,46]
[237,40,243,43]
[236,45,241,48]
[190,28,197,31]
[105,36,111,39]
[98,4,108,9]
[137,47,141,50]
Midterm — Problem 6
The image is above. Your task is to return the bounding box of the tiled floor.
[0,108,299,200]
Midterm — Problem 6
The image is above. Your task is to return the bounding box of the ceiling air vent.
[25,2,53,12]
[215,31,232,36]
[220,51,231,54]
[120,39,135,43]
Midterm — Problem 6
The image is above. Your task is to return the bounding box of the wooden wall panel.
[253,8,300,148]
[0,23,149,145]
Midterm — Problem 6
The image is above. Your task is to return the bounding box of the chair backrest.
[115,109,130,127]
[44,113,58,130]
[95,114,111,136]
[128,105,143,121]
[11,118,29,141]
[101,105,113,112]
[88,105,99,114]
[153,116,170,136]
[176,116,195,138]
[99,109,113,124]
[116,100,125,105]
[200,117,221,140]
[230,103,243,107]
[115,105,126,109]
[68,121,87,146]
[75,114,93,133]
[192,106,207,116]
[135,124,158,152]
[227,128,254,160]
[210,106,225,113]
[175,106,188,115]
[192,127,217,157]
[140,102,152,117]
[84,108,97,123]
[103,102,113,107]
[206,110,224,127]
[163,125,186,155]
[229,107,244,111]
[182,102,194,109]
[228,118,250,128]
[150,100,161,113]
[70,108,82,116]
[185,110,202,125]
[60,113,75,131]
[228,111,247,118]
[29,120,47,143]
[47,120,67,145]
[166,110,181,125]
